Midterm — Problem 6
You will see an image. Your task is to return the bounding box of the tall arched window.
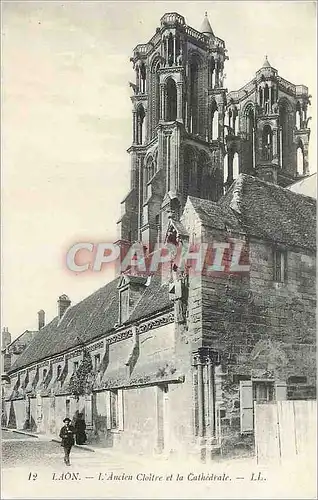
[151,60,160,136]
[297,141,304,176]
[232,107,239,135]
[259,87,263,107]
[245,105,254,169]
[228,109,233,129]
[247,107,254,137]
[168,33,174,66]
[264,84,269,113]
[262,125,273,160]
[271,85,276,107]
[296,101,301,130]
[279,102,289,169]
[57,365,62,379]
[136,104,145,144]
[189,57,199,133]
[183,146,196,199]
[175,35,180,62]
[197,152,209,198]
[224,109,230,130]
[140,62,146,93]
[146,156,154,182]
[145,156,154,200]
[211,100,218,140]
[154,150,158,173]
[166,78,177,121]
[210,57,215,88]
[223,154,228,185]
[233,153,239,179]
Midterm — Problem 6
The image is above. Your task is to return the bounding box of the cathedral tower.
[224,56,311,187]
[117,12,228,251]
[117,14,311,253]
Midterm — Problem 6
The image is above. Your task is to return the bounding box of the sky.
[1,1,317,339]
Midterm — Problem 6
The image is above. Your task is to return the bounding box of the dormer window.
[119,288,129,324]
[117,275,148,326]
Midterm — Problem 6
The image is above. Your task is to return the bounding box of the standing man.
[59,417,75,466]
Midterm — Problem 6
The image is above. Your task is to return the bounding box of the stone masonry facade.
[3,12,316,461]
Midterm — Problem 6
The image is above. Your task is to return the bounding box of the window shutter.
[275,382,287,401]
[118,389,124,431]
[105,391,111,430]
[283,252,288,282]
[240,380,253,433]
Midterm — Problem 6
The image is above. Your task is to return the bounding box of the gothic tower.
[117,12,228,251]
[224,56,311,187]
[117,14,311,254]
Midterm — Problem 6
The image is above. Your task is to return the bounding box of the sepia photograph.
[1,1,317,499]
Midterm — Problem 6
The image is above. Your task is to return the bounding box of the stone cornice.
[107,311,174,345]
[158,66,185,75]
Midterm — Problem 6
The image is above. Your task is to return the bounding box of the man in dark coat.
[74,413,87,445]
[59,417,75,466]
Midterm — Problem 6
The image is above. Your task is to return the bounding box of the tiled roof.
[188,197,241,231]
[9,276,171,373]
[129,278,171,322]
[191,174,316,250]
[5,330,38,354]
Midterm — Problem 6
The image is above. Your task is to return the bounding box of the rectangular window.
[65,399,70,418]
[253,381,275,403]
[273,248,287,282]
[287,376,307,384]
[73,361,79,373]
[94,354,101,372]
[240,380,287,434]
[106,389,124,431]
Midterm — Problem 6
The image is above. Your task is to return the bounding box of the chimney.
[37,310,45,330]
[2,327,11,348]
[57,295,71,320]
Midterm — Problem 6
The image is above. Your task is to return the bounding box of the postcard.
[1,1,317,499]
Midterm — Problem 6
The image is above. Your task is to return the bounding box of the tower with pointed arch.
[118,12,228,251]
[118,14,312,251]
[224,56,311,187]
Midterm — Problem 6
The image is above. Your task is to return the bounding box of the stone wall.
[198,222,316,454]
[4,320,199,457]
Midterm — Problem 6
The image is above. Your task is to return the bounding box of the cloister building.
[3,12,315,460]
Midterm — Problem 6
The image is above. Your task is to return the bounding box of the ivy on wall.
[69,349,94,398]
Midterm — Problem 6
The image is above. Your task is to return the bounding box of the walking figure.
[59,417,75,466]
[74,413,87,445]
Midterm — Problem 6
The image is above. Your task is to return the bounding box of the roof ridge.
[228,173,316,204]
[188,195,218,205]
[7,329,38,348]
